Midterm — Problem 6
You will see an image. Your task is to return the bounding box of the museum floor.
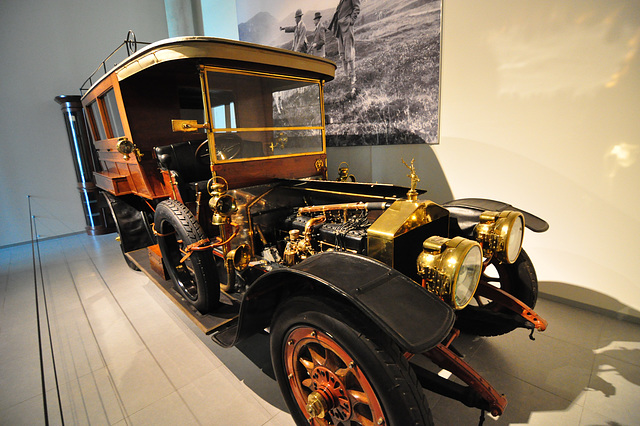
[1,233,639,425]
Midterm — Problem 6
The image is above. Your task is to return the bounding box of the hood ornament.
[402,158,420,201]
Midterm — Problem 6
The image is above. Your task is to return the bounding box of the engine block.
[288,214,369,254]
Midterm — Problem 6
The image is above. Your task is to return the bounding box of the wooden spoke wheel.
[270,296,433,426]
[285,327,384,425]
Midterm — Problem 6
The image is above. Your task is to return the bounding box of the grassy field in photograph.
[324,0,441,146]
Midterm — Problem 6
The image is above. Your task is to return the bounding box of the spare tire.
[154,199,219,313]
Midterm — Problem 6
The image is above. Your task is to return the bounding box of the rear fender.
[103,192,155,252]
[236,251,455,353]
[443,198,549,238]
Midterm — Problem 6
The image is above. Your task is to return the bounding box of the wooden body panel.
[81,37,335,200]
[148,244,168,279]
[214,153,326,189]
[93,171,131,195]
[82,74,171,199]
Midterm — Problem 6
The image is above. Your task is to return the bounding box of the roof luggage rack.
[79,30,150,94]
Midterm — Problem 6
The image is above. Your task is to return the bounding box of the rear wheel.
[270,295,433,426]
[455,250,538,336]
[154,199,219,313]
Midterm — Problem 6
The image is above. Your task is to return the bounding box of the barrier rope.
[28,195,65,425]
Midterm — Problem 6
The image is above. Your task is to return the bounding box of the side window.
[212,102,236,129]
[102,89,125,138]
[88,101,107,140]
[86,88,125,141]
[208,88,237,129]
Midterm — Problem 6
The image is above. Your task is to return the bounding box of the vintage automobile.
[80,34,549,425]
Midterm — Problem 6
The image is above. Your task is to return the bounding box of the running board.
[210,321,239,347]
[126,247,241,334]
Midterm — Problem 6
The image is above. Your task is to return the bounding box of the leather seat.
[154,140,211,201]
[154,140,211,183]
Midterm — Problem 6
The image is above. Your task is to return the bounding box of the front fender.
[236,251,455,353]
[444,198,549,238]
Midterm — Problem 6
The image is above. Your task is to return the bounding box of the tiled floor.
[1,233,639,425]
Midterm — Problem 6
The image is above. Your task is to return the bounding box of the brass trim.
[401,158,420,201]
[211,126,324,133]
[171,119,209,132]
[115,137,143,162]
[203,65,324,84]
[201,70,215,174]
[474,210,524,264]
[211,151,326,165]
[286,186,399,201]
[417,236,483,310]
[367,200,450,267]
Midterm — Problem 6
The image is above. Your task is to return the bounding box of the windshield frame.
[201,66,327,165]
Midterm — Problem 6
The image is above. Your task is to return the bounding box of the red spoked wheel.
[271,295,433,426]
[285,327,385,425]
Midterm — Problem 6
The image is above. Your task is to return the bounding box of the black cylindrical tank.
[54,95,111,235]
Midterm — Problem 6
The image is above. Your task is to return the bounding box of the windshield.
[204,68,324,162]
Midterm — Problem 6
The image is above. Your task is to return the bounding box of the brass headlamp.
[116,137,143,162]
[221,243,251,292]
[227,243,251,272]
[474,211,524,264]
[417,236,483,310]
[207,176,237,225]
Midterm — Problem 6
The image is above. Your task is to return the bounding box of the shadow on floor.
[539,280,640,324]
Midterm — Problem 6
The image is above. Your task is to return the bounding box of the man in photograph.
[329,0,360,93]
[280,9,307,53]
[308,12,326,57]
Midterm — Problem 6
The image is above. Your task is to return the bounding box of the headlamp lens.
[475,210,525,264]
[505,214,524,263]
[454,244,483,308]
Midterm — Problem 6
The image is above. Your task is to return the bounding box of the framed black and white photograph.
[236,0,442,146]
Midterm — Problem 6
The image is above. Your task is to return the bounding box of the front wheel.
[270,295,433,426]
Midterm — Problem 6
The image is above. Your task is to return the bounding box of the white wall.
[437,0,640,318]
[0,0,169,246]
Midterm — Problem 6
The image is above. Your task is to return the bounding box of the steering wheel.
[195,135,242,164]
[195,140,210,166]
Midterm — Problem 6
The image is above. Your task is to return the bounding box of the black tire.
[154,199,219,313]
[455,249,538,336]
[270,295,433,426]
